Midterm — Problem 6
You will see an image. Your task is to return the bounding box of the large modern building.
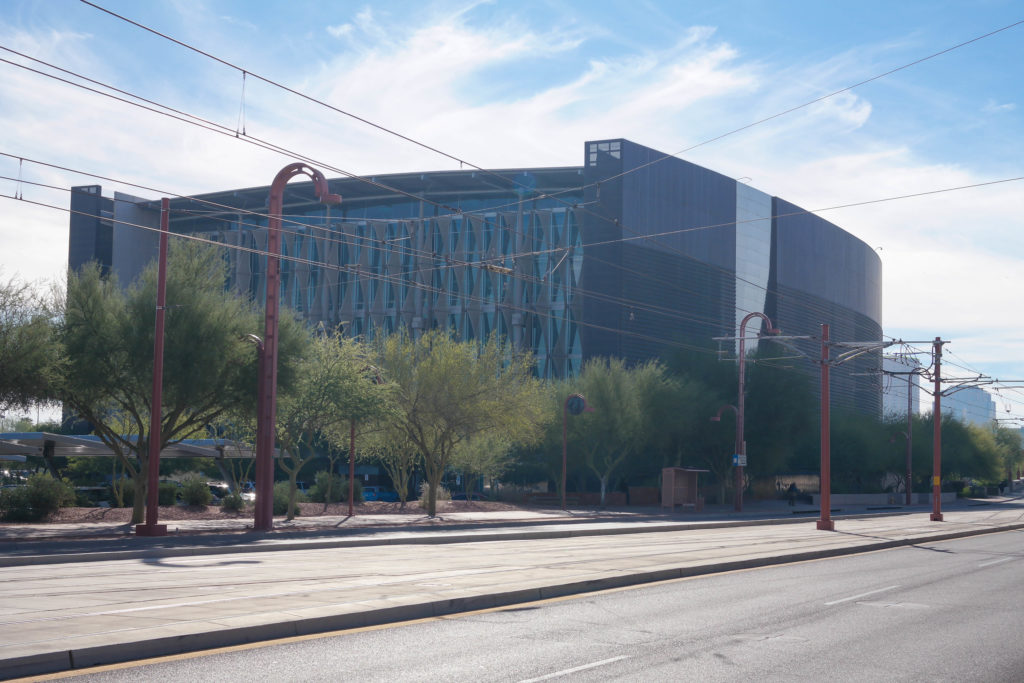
[69,138,884,414]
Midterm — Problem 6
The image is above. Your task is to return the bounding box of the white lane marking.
[978,557,1013,568]
[824,585,900,606]
[518,655,631,682]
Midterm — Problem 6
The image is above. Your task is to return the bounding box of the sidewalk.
[2,497,1023,679]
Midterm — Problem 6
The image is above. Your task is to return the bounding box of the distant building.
[68,138,883,413]
[942,387,996,427]
[882,355,922,418]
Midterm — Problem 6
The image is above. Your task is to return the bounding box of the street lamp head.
[710,416,720,422]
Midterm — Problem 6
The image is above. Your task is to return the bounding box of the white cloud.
[1,4,1022,401]
[982,98,1016,113]
[326,24,353,39]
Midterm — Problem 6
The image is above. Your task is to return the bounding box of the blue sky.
[1,0,1022,419]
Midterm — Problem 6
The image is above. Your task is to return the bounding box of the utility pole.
[905,373,913,505]
[817,324,834,531]
[931,337,945,522]
[136,197,169,538]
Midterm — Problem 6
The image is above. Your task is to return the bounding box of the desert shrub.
[180,473,212,507]
[220,492,245,512]
[418,481,450,510]
[158,482,179,506]
[340,477,363,503]
[309,471,344,503]
[0,473,76,521]
[108,480,134,507]
[273,481,305,516]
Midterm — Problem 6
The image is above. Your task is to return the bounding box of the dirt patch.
[42,499,530,525]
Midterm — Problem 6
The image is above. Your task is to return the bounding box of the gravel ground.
[43,499,529,524]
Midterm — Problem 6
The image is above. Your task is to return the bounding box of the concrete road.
[3,506,1024,679]
[37,530,1024,682]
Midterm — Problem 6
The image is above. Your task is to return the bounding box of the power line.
[2,190,725,358]
[7,43,1024,337]
[79,0,1024,215]
[7,144,1022,352]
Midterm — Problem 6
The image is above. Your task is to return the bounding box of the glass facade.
[734,183,772,354]
[69,139,884,412]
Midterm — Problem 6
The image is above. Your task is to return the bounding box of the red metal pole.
[931,338,944,521]
[562,397,568,511]
[137,198,170,537]
[255,164,340,531]
[348,419,356,517]
[736,312,777,513]
[906,373,913,506]
[817,323,834,531]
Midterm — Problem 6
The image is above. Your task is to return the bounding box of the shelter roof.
[0,433,258,459]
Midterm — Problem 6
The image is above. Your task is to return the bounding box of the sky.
[0,0,1022,421]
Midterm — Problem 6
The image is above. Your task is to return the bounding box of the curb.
[4,520,1021,680]
[0,512,898,567]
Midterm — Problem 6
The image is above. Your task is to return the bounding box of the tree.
[376,330,545,517]
[571,358,679,506]
[275,330,391,520]
[360,423,420,507]
[743,344,818,476]
[450,432,514,498]
[0,274,61,412]
[992,424,1023,485]
[59,242,306,524]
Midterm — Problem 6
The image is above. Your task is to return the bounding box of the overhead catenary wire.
[78,0,1024,215]
[9,149,1022,348]
[1,189,727,357]
[5,45,1024,337]
[68,3,1024,335]
[6,142,1024,360]
[1,170,745,334]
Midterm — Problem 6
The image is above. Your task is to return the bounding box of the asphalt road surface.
[44,529,1024,683]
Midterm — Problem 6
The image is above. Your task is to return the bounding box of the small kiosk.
[661,467,708,512]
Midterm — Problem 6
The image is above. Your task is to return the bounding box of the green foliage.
[310,471,344,503]
[418,481,450,509]
[180,474,212,507]
[273,480,303,516]
[359,423,419,505]
[570,358,681,505]
[157,481,179,506]
[743,343,818,476]
[377,330,545,516]
[0,275,62,412]
[59,242,307,524]
[340,477,363,503]
[65,457,115,486]
[220,492,245,512]
[109,479,133,507]
[275,330,391,520]
[0,473,75,521]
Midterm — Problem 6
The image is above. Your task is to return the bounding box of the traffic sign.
[732,454,747,467]
[566,394,586,416]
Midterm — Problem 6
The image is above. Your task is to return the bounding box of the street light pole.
[136,197,170,537]
[905,371,914,506]
[931,338,945,522]
[710,404,739,506]
[736,312,779,513]
[817,323,834,531]
[254,164,340,531]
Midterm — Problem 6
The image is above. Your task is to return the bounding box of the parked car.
[363,486,399,502]
[207,482,232,501]
[452,492,484,501]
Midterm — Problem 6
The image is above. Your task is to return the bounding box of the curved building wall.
[767,197,884,414]
[71,139,884,413]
